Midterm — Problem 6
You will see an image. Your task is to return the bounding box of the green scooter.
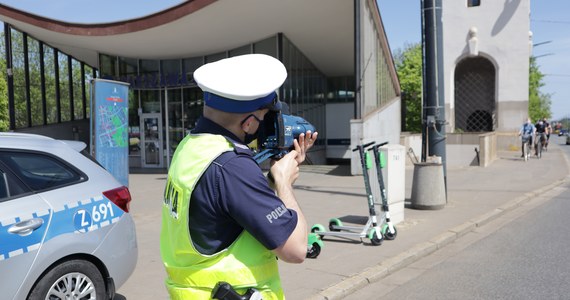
[370,142,397,240]
[310,142,384,246]
[306,232,324,259]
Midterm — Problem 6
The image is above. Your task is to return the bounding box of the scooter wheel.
[368,229,383,246]
[311,224,326,238]
[383,225,397,240]
[328,218,342,232]
[306,242,321,259]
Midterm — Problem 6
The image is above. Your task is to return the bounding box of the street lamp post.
[421,0,447,195]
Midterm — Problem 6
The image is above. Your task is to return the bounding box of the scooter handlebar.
[352,141,375,152]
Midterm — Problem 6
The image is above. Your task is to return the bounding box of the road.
[346,135,570,299]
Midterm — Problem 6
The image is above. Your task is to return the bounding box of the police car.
[0,133,137,299]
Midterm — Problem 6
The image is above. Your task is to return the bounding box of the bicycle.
[521,134,531,162]
[535,132,546,159]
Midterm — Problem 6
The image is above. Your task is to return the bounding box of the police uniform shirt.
[189,116,298,255]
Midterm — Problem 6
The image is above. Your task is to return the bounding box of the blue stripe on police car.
[0,195,124,261]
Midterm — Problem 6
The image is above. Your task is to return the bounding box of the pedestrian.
[160,54,318,300]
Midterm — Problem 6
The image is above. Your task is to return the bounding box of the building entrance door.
[140,113,164,168]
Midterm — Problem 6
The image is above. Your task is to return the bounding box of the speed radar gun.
[253,107,316,164]
[251,106,325,259]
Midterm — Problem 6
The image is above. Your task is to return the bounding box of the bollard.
[410,162,446,210]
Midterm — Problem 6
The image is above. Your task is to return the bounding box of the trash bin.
[410,162,446,210]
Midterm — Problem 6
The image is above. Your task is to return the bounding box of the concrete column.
[350,119,364,175]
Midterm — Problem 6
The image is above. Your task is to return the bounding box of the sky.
[377,0,570,121]
[0,0,568,120]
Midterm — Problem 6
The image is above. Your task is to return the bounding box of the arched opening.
[454,57,496,132]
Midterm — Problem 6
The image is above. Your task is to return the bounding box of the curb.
[308,150,570,300]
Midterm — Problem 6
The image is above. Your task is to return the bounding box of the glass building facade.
[3,25,401,169]
[98,33,339,168]
[1,24,96,132]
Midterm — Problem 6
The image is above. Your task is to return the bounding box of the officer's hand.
[294,131,318,164]
[270,150,300,186]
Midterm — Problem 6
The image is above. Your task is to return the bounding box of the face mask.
[241,114,263,144]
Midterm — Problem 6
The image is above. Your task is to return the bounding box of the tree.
[528,57,551,122]
[395,43,423,132]
[395,45,551,132]
[0,29,88,130]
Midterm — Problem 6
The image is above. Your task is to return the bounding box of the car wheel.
[28,259,107,300]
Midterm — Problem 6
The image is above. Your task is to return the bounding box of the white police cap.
[194,54,286,113]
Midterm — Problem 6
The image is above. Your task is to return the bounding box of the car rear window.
[0,167,29,202]
[0,151,84,192]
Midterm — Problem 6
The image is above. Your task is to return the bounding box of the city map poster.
[90,79,130,187]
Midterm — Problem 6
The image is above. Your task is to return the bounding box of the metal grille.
[454,57,496,132]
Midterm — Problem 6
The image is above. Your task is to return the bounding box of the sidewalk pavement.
[119,139,570,300]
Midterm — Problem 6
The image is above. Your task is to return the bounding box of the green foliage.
[394,45,552,131]
[528,57,551,122]
[395,43,423,132]
[0,29,89,130]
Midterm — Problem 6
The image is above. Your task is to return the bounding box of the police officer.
[160,54,317,300]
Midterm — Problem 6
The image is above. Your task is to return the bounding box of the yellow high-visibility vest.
[160,133,284,299]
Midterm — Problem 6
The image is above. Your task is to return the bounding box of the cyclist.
[518,118,535,158]
[543,118,552,151]
[534,119,547,156]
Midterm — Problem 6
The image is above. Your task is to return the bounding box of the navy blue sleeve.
[218,155,298,250]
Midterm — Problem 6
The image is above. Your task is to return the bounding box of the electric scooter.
[306,232,324,259]
[370,142,397,240]
[310,142,384,246]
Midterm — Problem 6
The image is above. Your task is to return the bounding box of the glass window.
[183,57,203,85]
[183,87,203,133]
[72,59,84,120]
[99,54,118,78]
[205,52,226,63]
[468,0,480,7]
[11,29,27,128]
[278,34,326,144]
[140,60,159,88]
[128,89,141,156]
[84,64,94,118]
[161,59,181,87]
[141,89,161,113]
[0,170,9,200]
[229,45,251,57]
[0,151,84,192]
[0,167,28,202]
[28,37,44,126]
[167,88,183,154]
[58,52,71,122]
[253,36,277,57]
[118,57,138,77]
[43,46,57,124]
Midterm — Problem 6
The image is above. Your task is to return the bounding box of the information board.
[90,79,130,187]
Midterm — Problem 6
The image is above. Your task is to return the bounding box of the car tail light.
[103,186,132,213]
